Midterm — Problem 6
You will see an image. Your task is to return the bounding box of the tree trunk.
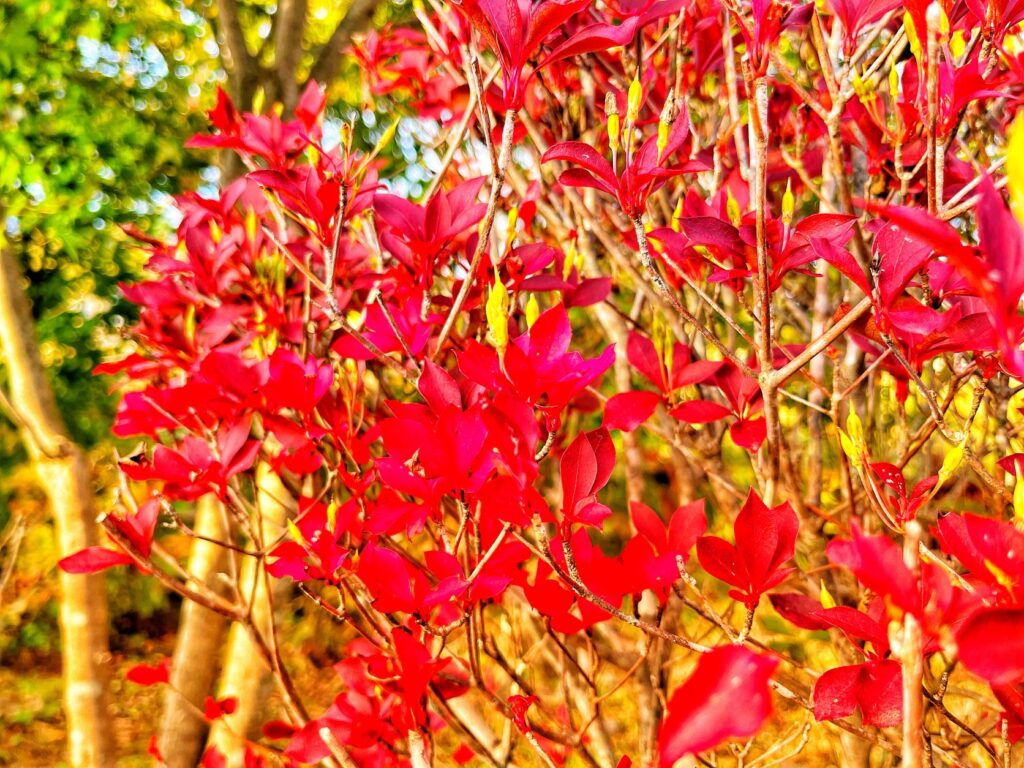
[206,464,290,766]
[159,494,232,767]
[0,244,115,767]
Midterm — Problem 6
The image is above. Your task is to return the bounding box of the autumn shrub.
[61,0,1024,765]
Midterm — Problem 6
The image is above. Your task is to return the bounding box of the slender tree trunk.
[159,494,232,767]
[206,464,290,766]
[0,243,115,767]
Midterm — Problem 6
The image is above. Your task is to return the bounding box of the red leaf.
[658,646,778,765]
[812,664,861,723]
[857,660,903,728]
[539,17,639,68]
[507,694,538,733]
[957,608,1024,686]
[204,696,239,721]
[126,659,170,686]
[626,332,664,390]
[58,546,134,574]
[419,360,462,412]
[670,399,731,423]
[769,593,832,630]
[454,744,476,765]
[667,500,707,559]
[605,390,660,431]
[630,501,668,552]
[542,142,618,191]
[729,417,767,451]
[826,525,918,614]
[560,430,599,517]
[262,720,298,740]
[147,734,164,762]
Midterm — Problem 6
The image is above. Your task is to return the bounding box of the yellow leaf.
[287,519,307,548]
[627,76,642,123]
[938,444,964,485]
[486,270,509,354]
[525,294,540,328]
[782,179,794,225]
[1008,113,1024,225]
[819,580,837,609]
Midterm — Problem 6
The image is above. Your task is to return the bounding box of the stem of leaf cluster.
[747,72,782,504]
[408,730,431,768]
[736,606,755,645]
[632,215,755,377]
[900,520,925,768]
[926,12,942,214]
[433,109,517,359]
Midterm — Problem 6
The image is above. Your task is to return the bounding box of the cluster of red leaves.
[59,0,1024,764]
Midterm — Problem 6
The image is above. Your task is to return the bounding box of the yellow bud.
[671,197,684,232]
[505,206,519,248]
[252,86,266,115]
[658,120,671,158]
[652,314,667,356]
[370,118,400,160]
[287,519,308,548]
[840,410,866,469]
[209,220,222,244]
[847,410,864,445]
[1014,476,1024,520]
[486,270,509,354]
[782,179,794,225]
[726,188,742,227]
[1008,113,1024,225]
[657,95,676,158]
[245,208,258,242]
[819,579,837,609]
[563,241,577,280]
[904,12,922,59]
[950,29,966,59]
[663,325,675,377]
[184,304,196,343]
[574,243,585,273]
[938,444,964,485]
[327,501,338,534]
[525,294,540,327]
[889,64,900,100]
[851,69,867,98]
[627,76,642,123]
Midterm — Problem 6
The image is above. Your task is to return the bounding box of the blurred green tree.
[0,1,211,764]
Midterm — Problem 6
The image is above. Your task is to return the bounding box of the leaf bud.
[525,294,540,328]
[627,75,642,123]
[486,269,509,355]
[606,92,620,152]
[726,188,742,227]
[671,197,684,232]
[782,179,794,226]
[657,94,677,158]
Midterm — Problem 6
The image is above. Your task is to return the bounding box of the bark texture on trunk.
[206,465,290,766]
[159,494,232,768]
[0,244,115,767]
